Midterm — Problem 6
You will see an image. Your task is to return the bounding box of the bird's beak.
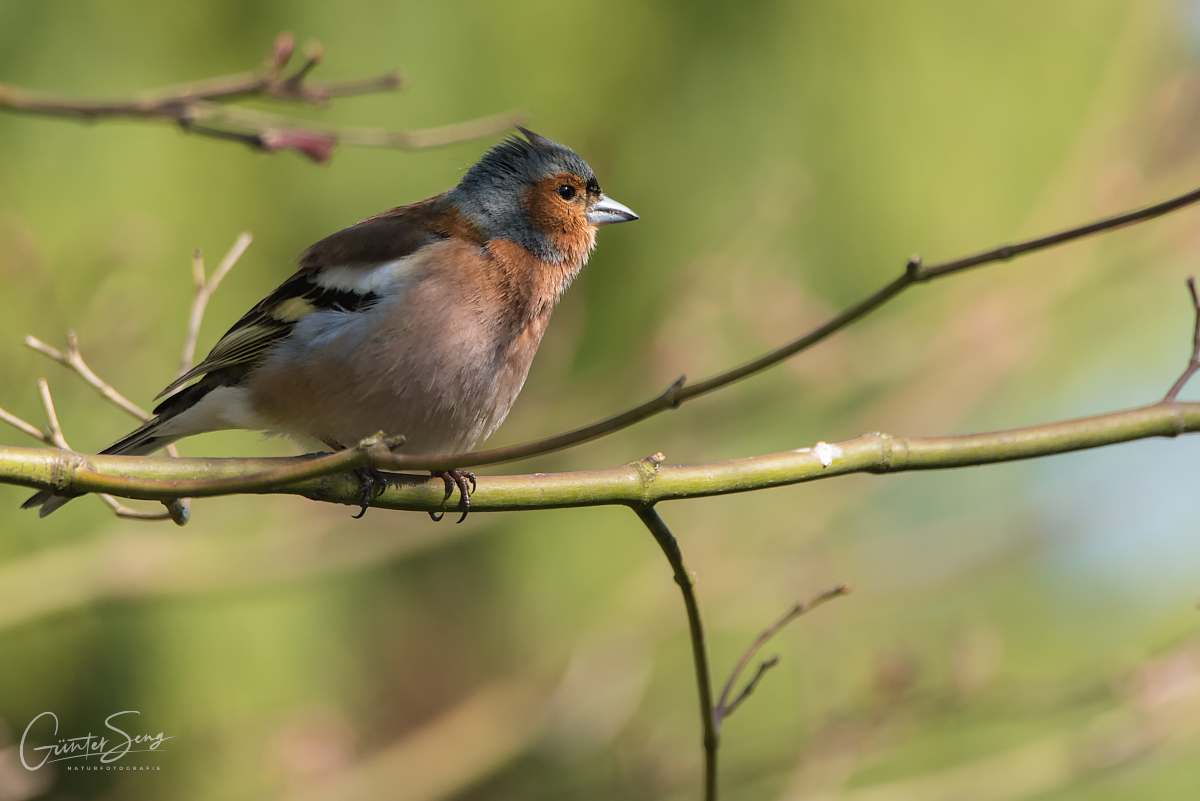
[587,195,639,226]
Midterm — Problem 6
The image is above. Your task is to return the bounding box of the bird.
[23,127,638,520]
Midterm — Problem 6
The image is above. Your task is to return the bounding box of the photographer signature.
[20,711,172,769]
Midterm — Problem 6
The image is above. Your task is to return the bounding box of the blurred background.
[2,1,1200,798]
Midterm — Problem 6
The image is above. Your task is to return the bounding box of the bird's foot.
[351,467,390,519]
[429,469,477,523]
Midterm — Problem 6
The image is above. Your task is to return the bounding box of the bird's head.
[449,128,637,265]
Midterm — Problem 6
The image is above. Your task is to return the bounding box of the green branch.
[3,400,1197,516]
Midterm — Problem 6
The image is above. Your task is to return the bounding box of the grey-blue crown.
[449,129,598,263]
[465,128,595,191]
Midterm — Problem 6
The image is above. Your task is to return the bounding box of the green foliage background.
[2,1,1200,798]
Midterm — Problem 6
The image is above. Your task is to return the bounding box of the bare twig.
[182,233,252,375]
[714,585,850,727]
[0,32,523,162]
[97,495,165,520]
[0,407,44,442]
[0,383,64,447]
[36,379,66,449]
[23,330,182,456]
[634,505,718,801]
[1164,276,1200,401]
[26,332,150,420]
[718,657,779,722]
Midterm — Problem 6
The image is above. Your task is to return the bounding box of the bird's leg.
[429,472,453,522]
[320,438,390,520]
[351,467,390,519]
[429,469,477,523]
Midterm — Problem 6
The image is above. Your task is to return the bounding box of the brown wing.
[156,195,482,400]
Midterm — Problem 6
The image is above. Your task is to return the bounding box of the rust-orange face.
[450,128,637,265]
[525,173,598,237]
[524,171,638,263]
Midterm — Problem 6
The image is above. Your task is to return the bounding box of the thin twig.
[427,181,1200,472]
[1164,276,1200,401]
[634,505,717,801]
[714,585,850,727]
[0,407,45,442]
[718,657,779,724]
[0,32,522,162]
[23,330,182,458]
[36,379,66,449]
[26,333,150,419]
[0,388,61,447]
[96,493,180,522]
[181,233,252,375]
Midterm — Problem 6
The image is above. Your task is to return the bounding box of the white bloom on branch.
[795,441,842,468]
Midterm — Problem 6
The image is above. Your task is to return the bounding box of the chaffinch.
[24,128,637,519]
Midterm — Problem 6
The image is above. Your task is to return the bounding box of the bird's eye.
[557,184,577,201]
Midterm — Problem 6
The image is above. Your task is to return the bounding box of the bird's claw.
[351,467,389,519]
[429,469,476,523]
